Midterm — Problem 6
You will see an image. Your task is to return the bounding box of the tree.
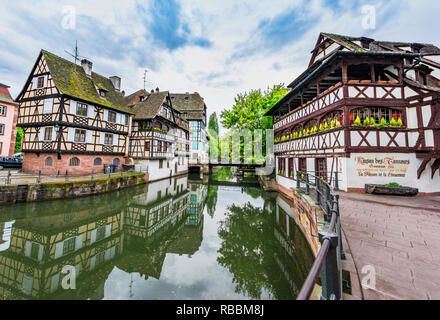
[15,127,24,153]
[219,84,289,162]
[208,112,220,160]
[208,112,219,136]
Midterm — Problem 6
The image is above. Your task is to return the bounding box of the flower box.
[365,184,418,196]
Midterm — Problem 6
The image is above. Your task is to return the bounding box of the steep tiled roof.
[42,50,132,114]
[124,89,149,107]
[129,91,169,120]
[170,93,206,112]
[0,84,18,105]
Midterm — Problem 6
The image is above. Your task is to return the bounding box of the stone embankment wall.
[0,173,147,205]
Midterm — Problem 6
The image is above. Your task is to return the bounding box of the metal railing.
[296,170,344,300]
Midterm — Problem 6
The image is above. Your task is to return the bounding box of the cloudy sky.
[0,0,439,130]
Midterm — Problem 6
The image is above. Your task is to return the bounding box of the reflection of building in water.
[0,198,125,300]
[0,176,209,300]
[272,195,316,298]
[188,181,208,227]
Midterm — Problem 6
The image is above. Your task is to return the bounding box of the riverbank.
[0,172,147,205]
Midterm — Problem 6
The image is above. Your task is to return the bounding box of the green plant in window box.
[290,172,294,177]
[363,117,370,126]
[354,116,362,126]
[324,121,329,130]
[319,123,324,131]
[370,117,376,126]
[390,117,397,126]
[331,120,335,128]
[397,118,403,127]
[380,117,388,126]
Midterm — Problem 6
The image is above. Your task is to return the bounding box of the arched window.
[94,158,102,166]
[69,157,80,166]
[304,119,318,135]
[113,158,120,166]
[320,110,343,130]
[351,107,403,126]
[45,157,53,167]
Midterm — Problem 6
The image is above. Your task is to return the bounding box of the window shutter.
[37,244,44,262]
[86,130,92,144]
[25,241,32,257]
[52,127,56,141]
[68,128,75,142]
[22,274,33,295]
[54,242,64,259]
[90,229,97,244]
[90,256,96,270]
[39,128,45,141]
[70,100,77,115]
[87,105,94,119]
[44,75,48,87]
[105,224,112,238]
[75,234,83,251]
[104,109,109,122]
[113,134,118,146]
[43,98,53,114]
[99,132,105,145]
[32,77,38,90]
[50,273,60,293]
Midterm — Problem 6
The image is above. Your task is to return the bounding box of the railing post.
[315,176,321,206]
[7,171,11,185]
[333,194,345,260]
[325,184,331,221]
[305,173,310,195]
[319,231,341,300]
[334,171,339,191]
[296,171,301,189]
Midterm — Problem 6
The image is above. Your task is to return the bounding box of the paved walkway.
[339,192,440,300]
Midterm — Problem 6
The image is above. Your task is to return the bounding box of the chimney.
[151,89,154,93]
[109,76,121,92]
[121,90,125,97]
[156,87,160,92]
[360,37,374,50]
[81,59,93,77]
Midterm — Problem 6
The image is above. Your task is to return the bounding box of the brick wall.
[22,153,126,176]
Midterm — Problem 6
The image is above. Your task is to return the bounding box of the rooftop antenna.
[65,40,88,64]
[143,69,152,91]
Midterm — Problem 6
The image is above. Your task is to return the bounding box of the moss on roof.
[130,91,169,120]
[322,33,367,52]
[170,93,206,112]
[42,50,132,114]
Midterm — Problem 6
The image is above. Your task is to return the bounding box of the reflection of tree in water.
[242,187,261,199]
[206,185,218,218]
[217,202,276,299]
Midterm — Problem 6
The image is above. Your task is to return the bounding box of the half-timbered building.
[171,93,209,173]
[16,50,133,176]
[126,89,190,181]
[266,33,440,194]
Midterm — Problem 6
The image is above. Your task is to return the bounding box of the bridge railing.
[296,170,344,300]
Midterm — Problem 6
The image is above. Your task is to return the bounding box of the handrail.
[296,171,344,300]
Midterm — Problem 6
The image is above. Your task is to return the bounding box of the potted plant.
[397,118,403,127]
[380,117,388,127]
[354,116,362,126]
[370,117,376,127]
[390,117,397,127]
[324,121,329,130]
[319,123,324,131]
[363,117,370,126]
[331,119,335,128]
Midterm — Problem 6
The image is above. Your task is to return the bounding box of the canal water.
[0,173,315,300]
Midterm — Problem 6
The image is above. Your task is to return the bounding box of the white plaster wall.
[346,153,440,193]
[134,157,188,182]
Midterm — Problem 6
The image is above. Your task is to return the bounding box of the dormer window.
[185,97,189,101]
[139,96,145,102]
[99,90,106,98]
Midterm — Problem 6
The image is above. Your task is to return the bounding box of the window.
[76,103,88,117]
[125,115,129,126]
[0,105,6,116]
[30,243,40,260]
[45,157,53,167]
[278,158,286,176]
[74,129,86,143]
[63,238,76,255]
[94,158,102,166]
[288,158,294,178]
[44,127,53,141]
[350,107,403,126]
[145,141,150,152]
[316,158,328,181]
[69,157,80,166]
[108,111,116,123]
[0,124,4,135]
[193,142,199,150]
[159,160,163,169]
[191,195,197,203]
[96,226,106,242]
[104,134,113,145]
[193,131,199,138]
[139,216,146,226]
[321,111,343,129]
[99,90,106,98]
[113,158,120,166]
[37,76,45,88]
[298,158,307,173]
[184,113,188,118]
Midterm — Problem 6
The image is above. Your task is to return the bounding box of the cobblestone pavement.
[339,192,440,300]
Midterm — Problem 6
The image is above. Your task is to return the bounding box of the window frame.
[74,129,86,143]
[76,103,88,117]
[44,127,53,141]
[37,76,45,89]
[108,110,117,123]
[0,105,6,116]
[104,133,113,145]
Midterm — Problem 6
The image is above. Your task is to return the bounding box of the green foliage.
[380,117,388,126]
[319,123,324,131]
[397,118,403,127]
[324,121,329,129]
[363,117,370,126]
[15,127,24,153]
[208,112,219,135]
[354,116,362,126]
[370,117,376,126]
[330,120,335,128]
[390,117,397,126]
